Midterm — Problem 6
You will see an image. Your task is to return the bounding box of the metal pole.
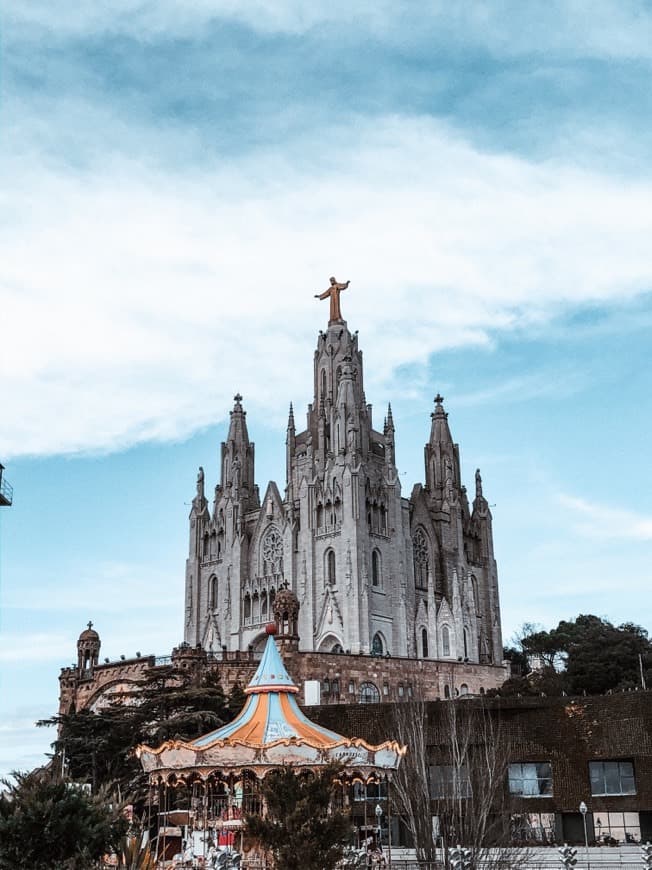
[387,777,392,869]
[579,802,590,870]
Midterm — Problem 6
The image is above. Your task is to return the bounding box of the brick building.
[311,691,652,847]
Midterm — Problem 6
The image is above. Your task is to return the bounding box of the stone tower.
[183,289,503,665]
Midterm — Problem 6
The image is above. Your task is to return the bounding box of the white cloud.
[558,494,652,541]
[6,0,652,60]
[2,115,652,457]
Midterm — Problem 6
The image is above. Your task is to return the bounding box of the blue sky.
[1,1,652,779]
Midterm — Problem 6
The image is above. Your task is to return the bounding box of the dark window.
[422,628,429,658]
[372,550,381,587]
[590,761,636,796]
[327,549,336,585]
[413,529,429,590]
[359,682,380,704]
[429,765,471,799]
[508,763,553,797]
[442,626,451,657]
[371,633,384,655]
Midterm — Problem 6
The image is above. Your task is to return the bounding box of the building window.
[383,682,389,696]
[397,684,404,698]
[348,680,355,694]
[209,576,218,610]
[371,633,384,655]
[372,550,381,587]
[421,627,429,658]
[511,812,556,845]
[243,594,251,621]
[326,549,336,586]
[359,682,380,704]
[429,765,471,799]
[594,812,641,845]
[463,627,470,659]
[413,528,429,590]
[442,625,451,657]
[444,684,451,699]
[261,591,267,618]
[589,760,636,796]
[471,574,479,612]
[508,763,553,797]
[262,527,283,575]
[459,683,469,696]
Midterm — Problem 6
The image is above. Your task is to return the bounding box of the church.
[184,279,503,667]
[60,281,508,716]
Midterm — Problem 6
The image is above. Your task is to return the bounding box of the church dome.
[273,586,299,614]
[78,622,100,642]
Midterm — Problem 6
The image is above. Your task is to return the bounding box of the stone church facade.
[184,309,503,667]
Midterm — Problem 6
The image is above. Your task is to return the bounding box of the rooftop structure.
[0,463,13,507]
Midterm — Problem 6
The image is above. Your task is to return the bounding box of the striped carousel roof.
[136,625,406,778]
[193,634,344,749]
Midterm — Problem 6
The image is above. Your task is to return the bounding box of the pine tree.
[245,765,351,870]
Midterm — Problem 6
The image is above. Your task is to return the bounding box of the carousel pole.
[387,776,392,869]
[162,782,167,869]
[203,779,208,864]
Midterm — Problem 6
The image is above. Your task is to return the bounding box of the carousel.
[136,603,406,868]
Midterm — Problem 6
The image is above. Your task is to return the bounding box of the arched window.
[444,684,451,700]
[326,549,336,586]
[442,625,451,657]
[262,527,283,575]
[463,627,470,659]
[379,504,387,533]
[371,550,381,587]
[359,682,380,704]
[471,575,479,612]
[203,533,210,558]
[244,594,251,621]
[209,576,218,610]
[316,503,324,528]
[371,633,384,655]
[421,627,429,658]
[261,591,268,618]
[321,369,327,403]
[460,683,469,696]
[413,529,429,590]
[252,592,260,622]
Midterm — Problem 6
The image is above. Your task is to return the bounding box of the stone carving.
[315,277,350,322]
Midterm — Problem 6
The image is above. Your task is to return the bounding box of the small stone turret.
[77,621,100,676]
[273,585,300,649]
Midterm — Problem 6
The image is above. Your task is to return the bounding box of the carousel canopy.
[136,626,406,781]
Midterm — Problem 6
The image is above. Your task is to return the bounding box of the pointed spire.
[287,402,295,431]
[220,393,256,502]
[475,468,483,499]
[387,402,394,429]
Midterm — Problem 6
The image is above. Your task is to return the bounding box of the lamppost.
[375,803,383,855]
[579,801,590,868]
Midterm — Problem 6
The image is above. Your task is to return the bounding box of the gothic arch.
[260,525,283,576]
[371,549,382,587]
[209,575,218,610]
[371,631,386,655]
[412,526,431,591]
[317,633,344,653]
[441,624,452,657]
[325,548,336,586]
[420,626,429,658]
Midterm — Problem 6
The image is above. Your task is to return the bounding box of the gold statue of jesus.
[315,276,350,323]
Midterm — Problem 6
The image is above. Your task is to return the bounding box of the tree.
[513,614,652,696]
[392,696,528,869]
[245,765,351,870]
[39,661,233,802]
[0,770,127,870]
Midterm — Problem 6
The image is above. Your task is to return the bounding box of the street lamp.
[375,803,383,854]
[579,801,590,868]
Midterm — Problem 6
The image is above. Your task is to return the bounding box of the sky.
[1,0,652,780]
